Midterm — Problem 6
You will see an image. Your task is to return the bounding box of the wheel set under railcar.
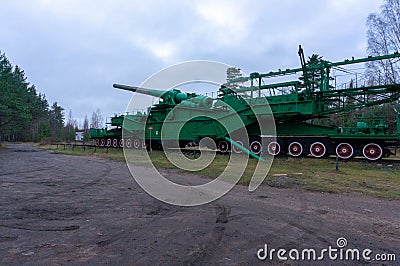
[92,135,397,161]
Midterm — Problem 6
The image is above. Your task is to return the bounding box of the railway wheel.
[310,142,326,158]
[119,139,124,148]
[232,140,244,154]
[95,139,99,146]
[100,139,105,146]
[250,141,262,154]
[336,143,353,159]
[267,141,280,156]
[125,138,132,148]
[106,138,112,147]
[133,138,141,149]
[218,140,229,153]
[142,140,146,149]
[288,142,303,157]
[363,143,382,161]
[112,138,118,147]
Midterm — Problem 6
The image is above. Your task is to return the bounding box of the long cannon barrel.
[113,83,213,107]
[113,83,191,105]
[113,83,167,98]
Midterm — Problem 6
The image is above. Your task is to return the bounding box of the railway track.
[52,142,400,164]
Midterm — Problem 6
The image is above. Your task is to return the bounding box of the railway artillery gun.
[90,46,400,161]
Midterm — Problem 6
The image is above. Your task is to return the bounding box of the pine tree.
[0,51,66,142]
[49,102,65,141]
[299,54,324,92]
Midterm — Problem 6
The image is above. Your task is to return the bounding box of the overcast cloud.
[0,0,382,126]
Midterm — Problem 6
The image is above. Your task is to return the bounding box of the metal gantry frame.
[228,45,400,119]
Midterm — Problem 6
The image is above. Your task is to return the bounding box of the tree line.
[64,108,104,142]
[0,51,104,143]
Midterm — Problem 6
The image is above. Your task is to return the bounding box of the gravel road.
[0,143,398,265]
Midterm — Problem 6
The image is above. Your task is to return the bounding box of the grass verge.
[38,143,400,199]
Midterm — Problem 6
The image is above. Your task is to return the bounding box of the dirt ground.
[0,143,399,265]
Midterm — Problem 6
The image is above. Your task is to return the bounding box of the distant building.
[75,131,84,141]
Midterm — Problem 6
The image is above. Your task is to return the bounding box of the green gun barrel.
[113,83,188,104]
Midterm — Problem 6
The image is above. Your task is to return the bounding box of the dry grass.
[39,143,400,199]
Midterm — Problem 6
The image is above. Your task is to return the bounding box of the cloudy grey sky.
[1,0,383,126]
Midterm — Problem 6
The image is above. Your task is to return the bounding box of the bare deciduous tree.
[366,0,400,84]
[91,108,104,129]
[83,115,89,132]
